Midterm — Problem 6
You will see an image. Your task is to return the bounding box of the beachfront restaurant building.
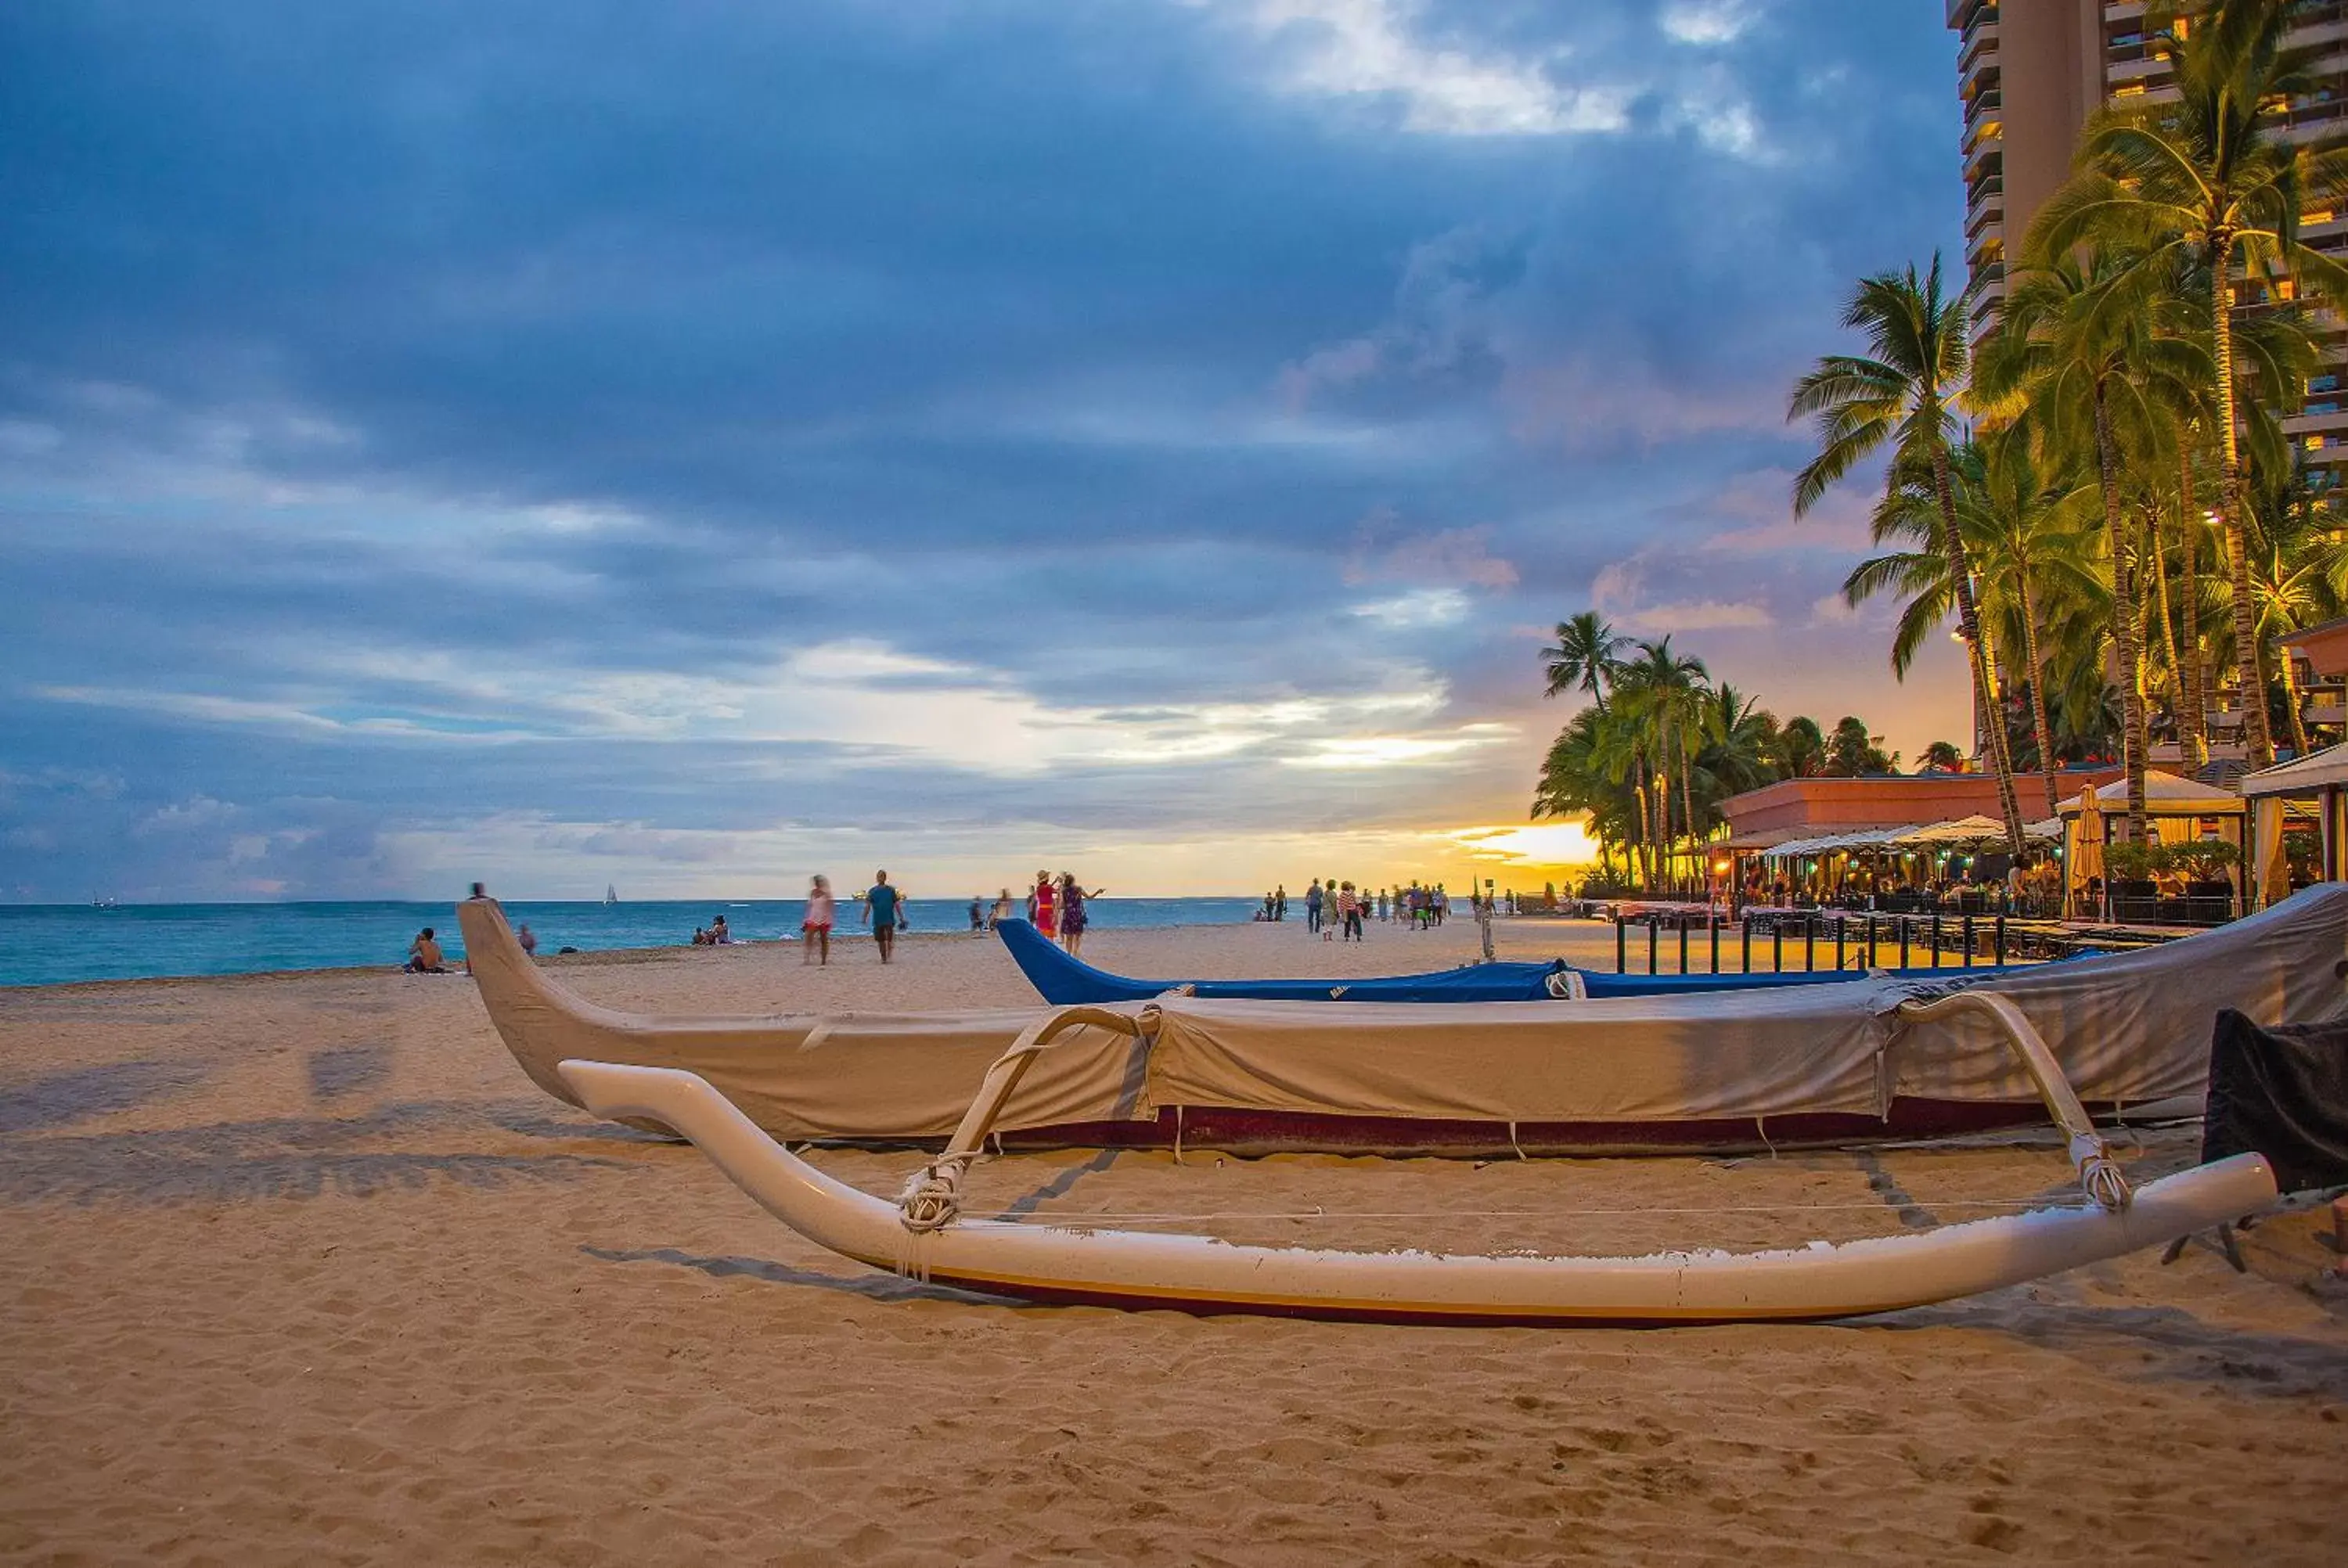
[1719,768,2263,923]
[1717,771,2117,915]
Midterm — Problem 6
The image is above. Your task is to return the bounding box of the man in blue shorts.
[862,871,905,964]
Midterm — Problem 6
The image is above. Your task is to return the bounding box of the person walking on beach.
[992,889,1013,930]
[1273,884,1287,921]
[860,871,904,964]
[1305,878,1323,935]
[801,875,834,966]
[1058,872,1106,956]
[1030,869,1057,941]
[516,922,538,958]
[1341,881,1364,942]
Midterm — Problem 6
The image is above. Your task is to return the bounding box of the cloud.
[1660,2,1758,48]
[1624,599,1774,631]
[1194,0,1633,136]
[1343,515,1519,589]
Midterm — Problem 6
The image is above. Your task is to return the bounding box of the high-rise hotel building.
[1948,1,2348,467]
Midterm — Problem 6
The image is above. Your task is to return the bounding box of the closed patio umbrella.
[2073,793,2105,916]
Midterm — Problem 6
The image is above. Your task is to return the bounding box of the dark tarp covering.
[2200,1008,2348,1194]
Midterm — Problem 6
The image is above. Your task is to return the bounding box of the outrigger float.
[459,886,2348,1157]
[553,1023,2278,1324]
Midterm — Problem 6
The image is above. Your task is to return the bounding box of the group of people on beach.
[1024,869,1106,955]
[1255,880,1453,937]
[798,871,906,966]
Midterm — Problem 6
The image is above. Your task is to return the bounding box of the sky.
[0,0,1976,902]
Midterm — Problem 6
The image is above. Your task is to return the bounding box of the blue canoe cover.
[992,919,1972,1004]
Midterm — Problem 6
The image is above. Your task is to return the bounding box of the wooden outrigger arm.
[1892,990,2134,1210]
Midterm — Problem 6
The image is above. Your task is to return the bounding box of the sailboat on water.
[603,884,618,907]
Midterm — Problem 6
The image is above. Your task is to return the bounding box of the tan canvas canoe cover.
[1146,885,2348,1124]
[1144,983,1896,1123]
[1918,883,2348,1106]
[459,898,1151,1140]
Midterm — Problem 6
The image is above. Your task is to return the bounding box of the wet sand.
[3,917,2344,1565]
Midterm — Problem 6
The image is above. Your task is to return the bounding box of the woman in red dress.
[1030,869,1058,940]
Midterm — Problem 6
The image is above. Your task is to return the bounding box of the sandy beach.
[4,915,2344,1566]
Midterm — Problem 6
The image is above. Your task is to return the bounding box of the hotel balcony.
[1959,20,1999,75]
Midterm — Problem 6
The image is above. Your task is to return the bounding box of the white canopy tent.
[2057,769,2250,913]
[2242,743,2348,891]
[1896,814,2060,846]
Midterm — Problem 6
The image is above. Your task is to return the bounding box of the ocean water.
[0,897,1266,987]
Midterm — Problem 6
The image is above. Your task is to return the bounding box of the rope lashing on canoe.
[898,1003,1160,1234]
[1892,990,2133,1211]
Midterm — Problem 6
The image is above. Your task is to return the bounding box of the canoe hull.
[462,889,2348,1156]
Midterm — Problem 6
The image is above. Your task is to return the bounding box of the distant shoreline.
[0,927,1048,994]
[0,896,1278,988]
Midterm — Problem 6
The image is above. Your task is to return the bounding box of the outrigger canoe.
[995,915,2026,1005]
[458,885,2348,1157]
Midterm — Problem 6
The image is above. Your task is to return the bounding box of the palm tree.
[1977,247,2209,836]
[2246,462,2348,755]
[1540,612,1626,710]
[1695,684,1779,801]
[1773,716,1828,780]
[2030,0,2348,770]
[1918,740,1966,771]
[1534,704,1662,890]
[1824,717,1895,777]
[1843,433,2101,819]
[1789,255,2029,857]
[1617,638,1710,889]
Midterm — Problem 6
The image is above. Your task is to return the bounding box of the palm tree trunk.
[2093,384,2149,841]
[2175,448,2210,768]
[1678,737,1697,896]
[2016,570,2061,818]
[2281,635,2311,756]
[2150,507,2184,751]
[1652,758,1672,896]
[2209,253,2278,769]
[1634,767,1653,894]
[1925,432,2026,858]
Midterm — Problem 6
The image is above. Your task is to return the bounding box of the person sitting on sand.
[406,927,447,973]
[801,876,834,966]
